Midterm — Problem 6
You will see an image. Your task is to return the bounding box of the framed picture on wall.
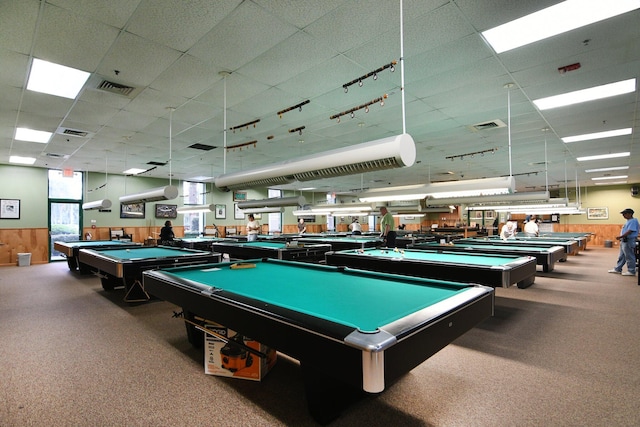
[0,199,20,219]
[215,204,226,219]
[233,191,247,201]
[234,203,245,220]
[120,202,145,219]
[587,207,608,220]
[155,204,177,219]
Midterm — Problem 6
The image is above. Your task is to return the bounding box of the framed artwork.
[254,213,262,220]
[0,199,20,219]
[155,204,177,219]
[120,202,145,219]
[215,204,226,219]
[587,207,608,220]
[233,191,247,201]
[485,211,495,219]
[234,203,245,220]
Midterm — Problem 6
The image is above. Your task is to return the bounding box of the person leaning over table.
[608,208,639,277]
[159,220,175,245]
[500,220,517,241]
[297,217,307,235]
[246,214,260,242]
[379,206,396,248]
[349,218,362,235]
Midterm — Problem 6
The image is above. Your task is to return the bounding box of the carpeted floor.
[1,246,639,426]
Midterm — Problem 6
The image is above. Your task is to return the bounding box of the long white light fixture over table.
[236,196,306,209]
[214,133,416,191]
[176,204,215,214]
[82,199,112,211]
[119,185,179,204]
[425,176,515,199]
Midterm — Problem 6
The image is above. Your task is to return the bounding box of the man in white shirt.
[246,214,260,242]
[523,215,539,237]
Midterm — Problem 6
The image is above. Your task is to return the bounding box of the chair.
[110,228,132,241]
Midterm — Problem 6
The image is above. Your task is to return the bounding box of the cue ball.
[126,249,130,252]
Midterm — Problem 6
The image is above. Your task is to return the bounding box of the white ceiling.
[1,0,638,196]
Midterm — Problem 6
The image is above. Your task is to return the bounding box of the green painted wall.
[0,165,48,228]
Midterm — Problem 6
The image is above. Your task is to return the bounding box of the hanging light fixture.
[236,196,306,209]
[176,204,215,214]
[119,107,178,205]
[83,158,111,210]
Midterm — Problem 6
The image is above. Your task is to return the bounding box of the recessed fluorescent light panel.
[562,128,632,143]
[15,127,52,143]
[591,175,628,181]
[123,168,146,175]
[482,0,640,54]
[585,166,629,173]
[27,58,90,99]
[577,152,630,162]
[533,79,636,110]
[10,156,36,165]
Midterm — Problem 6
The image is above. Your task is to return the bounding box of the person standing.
[608,208,638,276]
[246,214,260,242]
[379,206,396,248]
[349,218,362,235]
[159,220,175,245]
[523,215,539,237]
[297,218,307,235]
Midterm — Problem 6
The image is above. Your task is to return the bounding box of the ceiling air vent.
[43,152,69,159]
[97,80,135,96]
[147,161,167,166]
[470,119,507,132]
[189,143,216,151]
[56,126,94,138]
[62,128,88,137]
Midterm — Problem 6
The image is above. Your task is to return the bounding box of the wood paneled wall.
[0,222,628,267]
[0,228,49,266]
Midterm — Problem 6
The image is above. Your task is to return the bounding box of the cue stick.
[176,314,268,359]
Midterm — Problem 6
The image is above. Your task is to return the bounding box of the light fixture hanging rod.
[277,100,310,117]
[230,119,260,132]
[342,60,397,92]
[330,95,387,121]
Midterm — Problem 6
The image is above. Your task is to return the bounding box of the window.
[182,181,205,235]
[267,189,282,233]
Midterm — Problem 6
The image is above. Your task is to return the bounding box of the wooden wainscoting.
[0,228,49,266]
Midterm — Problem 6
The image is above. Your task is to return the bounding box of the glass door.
[49,201,81,261]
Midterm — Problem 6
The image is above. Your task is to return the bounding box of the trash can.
[604,240,613,248]
[17,253,31,267]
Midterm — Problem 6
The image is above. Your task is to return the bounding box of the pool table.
[296,236,383,251]
[177,237,237,251]
[537,232,591,250]
[455,237,580,256]
[78,246,221,302]
[142,259,494,424]
[211,240,331,262]
[54,240,142,273]
[409,242,566,272]
[325,247,537,288]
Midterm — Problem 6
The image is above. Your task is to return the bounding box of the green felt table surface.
[62,240,134,247]
[96,247,204,260]
[299,237,380,242]
[222,241,288,249]
[338,248,518,266]
[160,262,471,332]
[418,242,554,253]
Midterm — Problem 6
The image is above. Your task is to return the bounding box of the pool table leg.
[300,362,367,425]
[183,310,204,348]
[66,256,78,271]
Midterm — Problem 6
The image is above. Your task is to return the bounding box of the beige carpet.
[1,246,638,426]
